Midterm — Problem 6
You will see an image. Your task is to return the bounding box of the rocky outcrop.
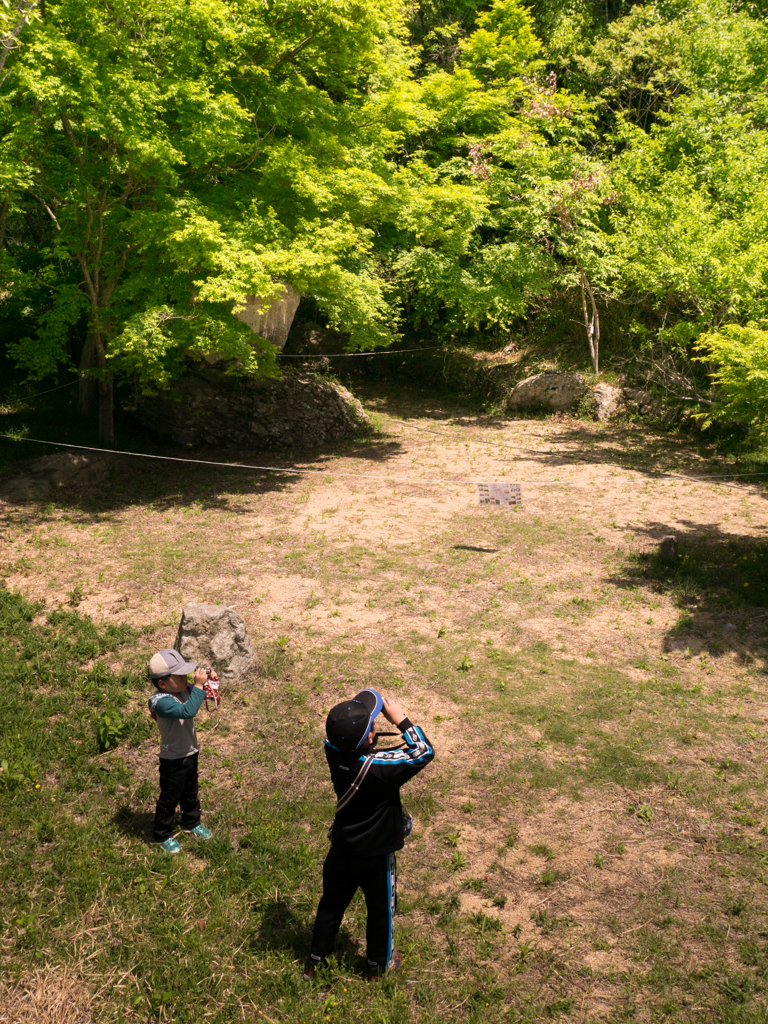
[175,602,255,684]
[0,450,115,502]
[507,372,586,412]
[622,388,659,417]
[134,364,371,448]
[592,383,623,421]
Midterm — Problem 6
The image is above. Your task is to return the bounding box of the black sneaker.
[366,951,403,981]
[303,954,324,980]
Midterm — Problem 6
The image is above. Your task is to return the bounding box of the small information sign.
[477,482,523,507]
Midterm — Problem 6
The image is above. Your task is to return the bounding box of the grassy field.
[1,381,768,1023]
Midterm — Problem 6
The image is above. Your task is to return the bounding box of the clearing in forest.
[1,382,768,1024]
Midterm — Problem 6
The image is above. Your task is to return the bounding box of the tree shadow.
[542,420,768,486]
[453,545,499,553]
[358,382,768,489]
[609,522,768,660]
[0,428,407,527]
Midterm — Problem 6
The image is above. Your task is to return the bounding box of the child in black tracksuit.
[304,688,434,980]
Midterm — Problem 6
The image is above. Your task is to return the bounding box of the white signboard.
[477,482,523,507]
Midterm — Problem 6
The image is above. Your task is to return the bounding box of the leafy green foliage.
[96,712,126,753]
[4,0,768,445]
[697,325,768,444]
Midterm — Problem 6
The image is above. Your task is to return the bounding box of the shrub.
[696,325,768,445]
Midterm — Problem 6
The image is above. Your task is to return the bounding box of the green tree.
[0,0,434,441]
[391,0,560,342]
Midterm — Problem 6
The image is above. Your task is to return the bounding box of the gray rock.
[0,450,115,503]
[659,536,678,563]
[622,388,658,417]
[592,383,622,421]
[662,406,682,428]
[175,602,255,684]
[0,475,52,501]
[233,284,301,351]
[134,364,371,448]
[507,372,586,412]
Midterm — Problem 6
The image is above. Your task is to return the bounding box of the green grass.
[5,584,768,1021]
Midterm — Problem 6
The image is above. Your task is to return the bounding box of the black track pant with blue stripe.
[309,847,396,970]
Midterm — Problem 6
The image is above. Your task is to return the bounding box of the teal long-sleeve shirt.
[147,685,205,759]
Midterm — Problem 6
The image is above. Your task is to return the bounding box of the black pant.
[309,848,397,969]
[152,753,201,841]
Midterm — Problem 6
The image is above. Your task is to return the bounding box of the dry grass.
[0,969,97,1024]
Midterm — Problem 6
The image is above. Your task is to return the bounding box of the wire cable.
[6,378,80,401]
[0,434,569,487]
[277,347,441,358]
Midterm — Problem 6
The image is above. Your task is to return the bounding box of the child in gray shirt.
[147,648,217,853]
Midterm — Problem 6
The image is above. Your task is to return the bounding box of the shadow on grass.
[358,381,768,490]
[250,899,362,975]
[612,524,768,659]
[250,898,314,959]
[112,807,155,841]
[0,435,407,524]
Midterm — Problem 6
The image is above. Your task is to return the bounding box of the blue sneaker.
[187,824,212,840]
[158,838,181,854]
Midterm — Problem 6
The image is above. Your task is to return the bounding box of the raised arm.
[151,687,205,720]
[368,698,435,785]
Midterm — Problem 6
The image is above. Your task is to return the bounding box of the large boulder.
[175,603,255,684]
[233,284,301,351]
[0,450,115,502]
[134,363,371,448]
[507,372,586,412]
[592,383,623,421]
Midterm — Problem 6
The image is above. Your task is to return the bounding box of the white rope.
[2,432,765,489]
[0,434,566,487]
[8,378,80,401]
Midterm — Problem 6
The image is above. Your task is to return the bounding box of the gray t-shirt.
[147,685,205,759]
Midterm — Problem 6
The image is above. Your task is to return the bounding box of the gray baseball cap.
[148,649,197,679]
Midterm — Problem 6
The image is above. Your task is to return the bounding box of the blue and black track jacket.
[326,718,434,857]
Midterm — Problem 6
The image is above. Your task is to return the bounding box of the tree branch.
[0,0,40,74]
[273,28,321,69]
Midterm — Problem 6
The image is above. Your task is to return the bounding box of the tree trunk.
[98,369,114,445]
[92,326,114,445]
[579,267,600,373]
[78,328,97,415]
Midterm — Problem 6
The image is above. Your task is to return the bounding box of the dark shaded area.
[112,808,155,841]
[453,545,499,553]
[251,897,311,958]
[357,381,768,488]
[250,897,365,975]
[612,525,768,659]
[0,379,408,523]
